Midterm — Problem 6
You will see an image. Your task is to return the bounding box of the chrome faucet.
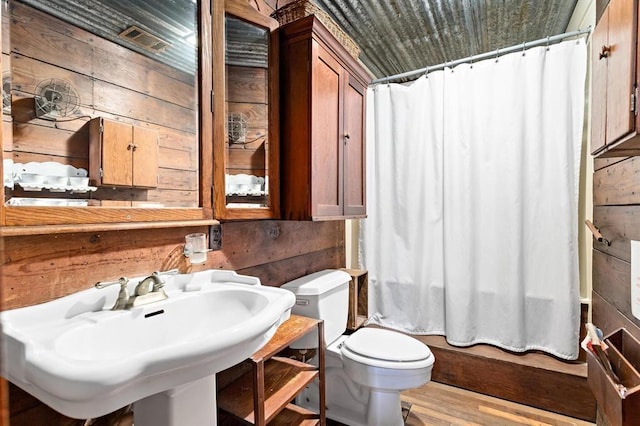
[95,270,177,310]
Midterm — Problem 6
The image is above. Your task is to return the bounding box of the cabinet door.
[343,74,366,216]
[591,8,609,154]
[311,42,343,218]
[605,0,635,144]
[132,126,158,188]
[101,120,133,186]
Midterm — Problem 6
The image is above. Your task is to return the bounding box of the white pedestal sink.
[0,269,295,425]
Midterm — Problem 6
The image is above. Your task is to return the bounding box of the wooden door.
[605,0,636,144]
[101,119,133,186]
[343,74,366,217]
[132,126,158,188]
[591,7,609,154]
[311,41,343,218]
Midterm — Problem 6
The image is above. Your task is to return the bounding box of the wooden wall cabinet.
[89,117,159,188]
[279,16,370,221]
[591,0,639,156]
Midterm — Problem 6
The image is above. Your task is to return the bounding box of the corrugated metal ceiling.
[15,0,197,74]
[14,0,580,81]
[314,0,579,80]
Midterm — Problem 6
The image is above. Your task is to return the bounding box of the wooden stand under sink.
[217,315,325,425]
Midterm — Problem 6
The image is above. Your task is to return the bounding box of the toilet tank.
[281,269,351,349]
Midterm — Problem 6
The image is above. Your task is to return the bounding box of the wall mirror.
[1,0,213,228]
[213,0,279,220]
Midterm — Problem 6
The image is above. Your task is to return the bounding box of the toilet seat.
[341,328,434,370]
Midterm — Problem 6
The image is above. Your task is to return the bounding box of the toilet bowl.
[282,270,435,426]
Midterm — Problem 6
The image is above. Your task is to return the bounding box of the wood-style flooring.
[402,382,594,426]
[330,381,595,426]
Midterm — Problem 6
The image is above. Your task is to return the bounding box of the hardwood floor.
[400,382,595,426]
[327,381,594,426]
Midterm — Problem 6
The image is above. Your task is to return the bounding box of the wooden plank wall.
[226,65,268,177]
[3,220,345,423]
[2,0,346,424]
[592,156,640,341]
[5,2,198,207]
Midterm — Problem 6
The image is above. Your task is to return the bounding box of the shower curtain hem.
[366,318,578,360]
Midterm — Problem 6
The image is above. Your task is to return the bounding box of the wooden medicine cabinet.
[212,0,280,220]
[0,0,214,231]
[279,16,369,220]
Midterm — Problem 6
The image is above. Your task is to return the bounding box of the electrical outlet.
[209,224,222,251]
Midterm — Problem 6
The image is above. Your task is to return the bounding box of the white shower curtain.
[361,39,586,359]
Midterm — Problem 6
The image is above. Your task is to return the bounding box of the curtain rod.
[371,27,592,85]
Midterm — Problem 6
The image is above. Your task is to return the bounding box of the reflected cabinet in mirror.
[213,0,279,220]
[0,0,213,228]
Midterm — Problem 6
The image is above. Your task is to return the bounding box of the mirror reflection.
[224,14,269,208]
[3,0,199,208]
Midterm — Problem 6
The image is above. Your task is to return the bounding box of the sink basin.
[1,270,295,420]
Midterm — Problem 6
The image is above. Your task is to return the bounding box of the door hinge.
[634,87,639,115]
[211,90,214,112]
[99,167,103,178]
[99,123,104,133]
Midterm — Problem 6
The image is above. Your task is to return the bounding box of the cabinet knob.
[599,45,611,60]
[344,133,350,144]
[127,143,133,151]
[132,144,138,152]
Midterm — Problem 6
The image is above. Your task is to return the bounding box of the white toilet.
[281,270,435,426]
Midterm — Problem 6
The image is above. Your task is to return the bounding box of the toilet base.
[296,380,405,426]
[367,389,404,426]
[294,336,414,426]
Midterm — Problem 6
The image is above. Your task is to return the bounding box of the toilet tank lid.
[281,270,351,296]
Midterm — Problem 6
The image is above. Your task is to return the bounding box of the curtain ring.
[469,54,474,68]
[522,41,526,56]
[424,67,429,78]
[546,36,551,50]
[495,48,500,62]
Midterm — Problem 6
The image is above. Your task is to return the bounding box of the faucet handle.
[95,277,130,311]
[95,277,129,289]
[150,271,164,292]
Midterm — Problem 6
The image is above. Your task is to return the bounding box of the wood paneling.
[592,250,640,329]
[593,291,640,342]
[6,2,198,209]
[2,220,344,309]
[591,153,640,337]
[4,219,345,423]
[225,65,268,177]
[593,156,640,205]
[2,2,343,424]
[593,205,640,260]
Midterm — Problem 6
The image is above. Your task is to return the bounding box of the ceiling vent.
[119,25,170,53]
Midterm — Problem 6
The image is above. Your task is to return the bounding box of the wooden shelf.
[218,357,318,423]
[341,268,368,331]
[217,314,325,426]
[269,404,320,426]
